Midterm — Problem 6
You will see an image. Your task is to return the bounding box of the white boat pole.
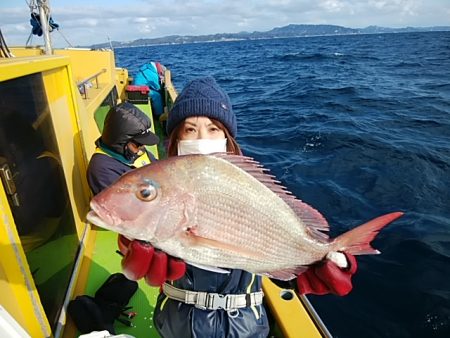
[37,0,52,55]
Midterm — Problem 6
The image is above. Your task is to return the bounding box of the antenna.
[107,35,114,51]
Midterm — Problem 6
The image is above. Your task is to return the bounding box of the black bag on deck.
[68,273,138,334]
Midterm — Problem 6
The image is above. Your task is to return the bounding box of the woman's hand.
[296,252,357,296]
[118,235,186,286]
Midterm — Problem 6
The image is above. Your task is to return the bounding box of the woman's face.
[178,116,226,141]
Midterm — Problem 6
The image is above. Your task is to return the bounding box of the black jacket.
[87,153,133,195]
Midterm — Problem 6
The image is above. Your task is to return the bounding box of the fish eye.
[136,184,157,201]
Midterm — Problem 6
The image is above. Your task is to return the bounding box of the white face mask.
[177,138,227,155]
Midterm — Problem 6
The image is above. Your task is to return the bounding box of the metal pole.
[38,0,52,54]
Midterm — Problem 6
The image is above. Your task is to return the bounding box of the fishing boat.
[0,3,331,337]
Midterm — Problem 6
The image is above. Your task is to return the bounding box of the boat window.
[0,73,79,331]
[94,86,118,133]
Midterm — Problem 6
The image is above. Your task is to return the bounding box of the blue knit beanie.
[167,76,237,137]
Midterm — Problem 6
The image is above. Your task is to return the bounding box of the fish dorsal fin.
[211,153,330,240]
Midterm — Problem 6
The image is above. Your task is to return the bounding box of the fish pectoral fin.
[179,193,197,229]
[263,266,308,281]
[184,231,261,260]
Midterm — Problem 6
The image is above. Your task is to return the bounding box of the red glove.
[118,235,186,287]
[296,252,357,296]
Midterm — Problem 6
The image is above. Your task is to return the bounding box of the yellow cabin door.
[0,72,80,335]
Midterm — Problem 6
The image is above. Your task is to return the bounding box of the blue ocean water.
[116,31,450,338]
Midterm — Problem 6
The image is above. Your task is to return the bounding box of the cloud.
[0,0,449,46]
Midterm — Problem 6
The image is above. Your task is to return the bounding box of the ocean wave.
[116,31,450,338]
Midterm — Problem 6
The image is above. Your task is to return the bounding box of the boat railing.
[158,69,178,124]
[164,69,178,103]
[299,295,333,337]
[77,68,107,99]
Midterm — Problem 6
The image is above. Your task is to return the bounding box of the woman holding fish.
[90,77,361,338]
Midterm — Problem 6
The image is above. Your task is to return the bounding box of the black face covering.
[123,144,140,163]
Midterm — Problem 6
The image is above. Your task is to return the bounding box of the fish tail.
[332,212,404,255]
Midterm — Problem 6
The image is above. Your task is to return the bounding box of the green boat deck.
[77,228,162,337]
[73,101,164,337]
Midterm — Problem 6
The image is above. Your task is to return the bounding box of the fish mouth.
[87,202,122,230]
[86,210,115,231]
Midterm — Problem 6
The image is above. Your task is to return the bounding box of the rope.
[57,28,73,47]
[26,32,34,47]
[37,0,50,17]
[0,28,14,58]
[25,0,38,12]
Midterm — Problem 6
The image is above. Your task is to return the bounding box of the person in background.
[118,77,358,338]
[133,61,166,118]
[87,102,160,195]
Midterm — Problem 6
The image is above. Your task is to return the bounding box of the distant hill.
[89,23,450,49]
[360,25,450,34]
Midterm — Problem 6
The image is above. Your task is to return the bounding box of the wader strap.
[162,283,264,311]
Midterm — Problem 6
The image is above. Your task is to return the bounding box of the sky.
[1,0,449,47]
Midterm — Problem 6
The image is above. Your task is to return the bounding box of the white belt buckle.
[208,293,229,310]
[196,292,230,310]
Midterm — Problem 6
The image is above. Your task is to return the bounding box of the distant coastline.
[88,23,450,49]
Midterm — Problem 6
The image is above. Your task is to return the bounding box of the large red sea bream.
[87,153,403,280]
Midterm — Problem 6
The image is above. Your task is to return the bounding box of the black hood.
[100,102,159,155]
